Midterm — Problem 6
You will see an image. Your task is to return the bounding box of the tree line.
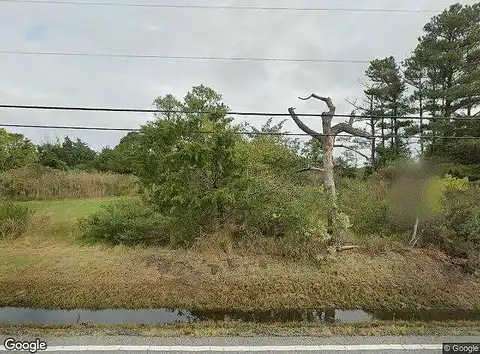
[2,4,478,178]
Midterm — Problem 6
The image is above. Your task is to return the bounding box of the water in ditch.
[1,307,479,325]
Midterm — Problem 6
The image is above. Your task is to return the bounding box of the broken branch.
[288,107,323,141]
[332,111,372,138]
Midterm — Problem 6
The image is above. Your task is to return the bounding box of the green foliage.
[364,56,413,166]
[441,163,480,182]
[422,184,480,268]
[235,138,304,179]
[232,174,329,242]
[406,3,480,163]
[38,136,97,171]
[0,201,33,240]
[247,117,301,154]
[134,86,242,245]
[0,129,38,172]
[80,199,173,246]
[422,174,469,214]
[338,178,391,236]
[302,138,323,165]
[94,132,142,174]
[79,87,332,251]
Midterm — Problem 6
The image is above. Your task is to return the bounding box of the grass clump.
[0,165,138,200]
[0,201,33,240]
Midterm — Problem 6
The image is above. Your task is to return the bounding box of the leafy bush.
[232,174,330,242]
[338,178,392,236]
[0,202,33,240]
[0,165,138,200]
[0,129,38,172]
[422,185,480,256]
[80,199,174,246]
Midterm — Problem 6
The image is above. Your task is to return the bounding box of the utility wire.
[0,50,371,64]
[1,104,479,121]
[0,0,442,13]
[1,123,479,140]
[1,51,478,69]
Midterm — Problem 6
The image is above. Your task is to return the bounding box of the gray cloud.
[0,0,475,150]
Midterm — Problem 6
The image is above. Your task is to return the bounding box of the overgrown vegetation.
[0,3,478,317]
[0,202,33,240]
[0,165,138,200]
[81,199,173,246]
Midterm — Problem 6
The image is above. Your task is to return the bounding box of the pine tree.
[406,3,480,162]
[364,56,413,166]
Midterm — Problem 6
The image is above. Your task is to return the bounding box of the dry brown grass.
[0,197,479,313]
[0,166,138,200]
[1,320,480,338]
[1,238,479,311]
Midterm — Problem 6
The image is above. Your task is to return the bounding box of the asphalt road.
[1,335,479,353]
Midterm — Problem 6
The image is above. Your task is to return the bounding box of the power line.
[0,0,442,13]
[1,104,479,121]
[0,50,371,64]
[1,52,477,68]
[2,123,480,140]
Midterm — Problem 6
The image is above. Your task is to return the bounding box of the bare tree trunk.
[288,94,371,247]
[323,134,339,243]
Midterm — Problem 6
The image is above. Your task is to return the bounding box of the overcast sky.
[0,0,476,151]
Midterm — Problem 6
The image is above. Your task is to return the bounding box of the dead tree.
[288,94,371,246]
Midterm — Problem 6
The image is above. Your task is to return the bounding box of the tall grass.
[0,165,138,200]
[0,201,33,240]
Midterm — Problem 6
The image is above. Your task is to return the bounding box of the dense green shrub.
[232,174,329,242]
[0,129,38,172]
[0,202,33,240]
[422,185,480,255]
[338,178,392,237]
[80,199,174,246]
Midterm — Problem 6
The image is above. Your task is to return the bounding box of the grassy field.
[0,197,480,313]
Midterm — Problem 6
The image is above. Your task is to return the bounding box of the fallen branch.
[336,245,361,252]
[409,216,420,247]
[296,166,325,173]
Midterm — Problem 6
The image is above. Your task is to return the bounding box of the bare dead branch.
[288,107,323,141]
[345,98,365,112]
[332,123,372,138]
[331,110,371,138]
[349,110,356,126]
[296,166,325,173]
[298,94,335,115]
[334,144,370,160]
[357,78,370,89]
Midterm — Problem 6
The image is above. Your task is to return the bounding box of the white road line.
[1,343,444,351]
